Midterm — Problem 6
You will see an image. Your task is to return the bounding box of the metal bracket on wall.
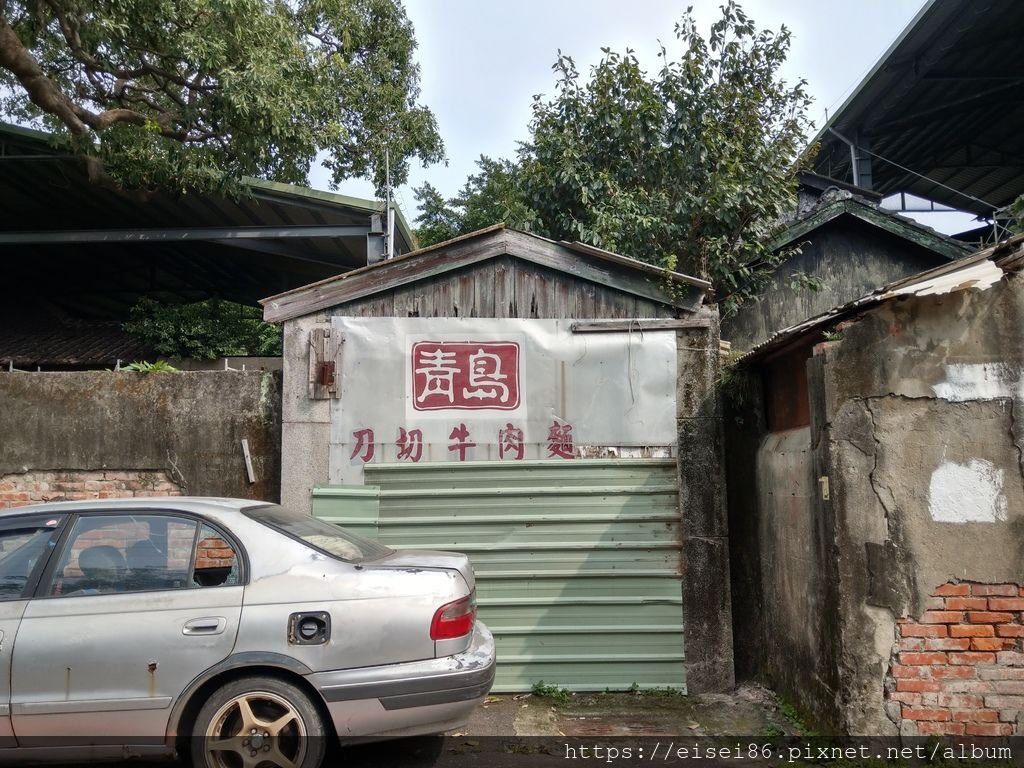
[308,327,344,400]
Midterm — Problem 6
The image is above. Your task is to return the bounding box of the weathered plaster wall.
[817,273,1024,734]
[279,312,332,508]
[755,426,842,730]
[0,370,281,503]
[722,219,950,352]
[677,306,735,693]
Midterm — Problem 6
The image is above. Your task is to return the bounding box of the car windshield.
[245,504,392,563]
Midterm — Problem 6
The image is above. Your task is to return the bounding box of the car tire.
[190,675,328,768]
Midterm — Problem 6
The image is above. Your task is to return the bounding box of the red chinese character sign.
[499,423,525,460]
[395,428,423,462]
[329,318,679,484]
[412,342,520,410]
[547,421,574,459]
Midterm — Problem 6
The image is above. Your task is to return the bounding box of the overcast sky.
[315,0,955,228]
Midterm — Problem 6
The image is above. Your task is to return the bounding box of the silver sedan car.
[0,497,495,767]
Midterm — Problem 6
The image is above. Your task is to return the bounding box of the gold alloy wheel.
[204,689,308,768]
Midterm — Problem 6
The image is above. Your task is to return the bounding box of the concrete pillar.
[280,313,332,512]
[677,306,735,692]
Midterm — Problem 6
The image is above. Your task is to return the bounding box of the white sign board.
[329,318,678,484]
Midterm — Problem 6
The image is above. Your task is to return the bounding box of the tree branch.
[0,12,89,133]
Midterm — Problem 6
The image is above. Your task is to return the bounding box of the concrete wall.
[754,426,842,730]
[279,313,331,506]
[677,307,735,692]
[817,273,1024,735]
[0,370,281,504]
[741,268,1024,734]
[722,218,950,352]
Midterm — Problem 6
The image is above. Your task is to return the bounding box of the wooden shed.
[262,225,734,694]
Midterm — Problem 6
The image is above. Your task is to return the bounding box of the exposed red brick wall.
[886,582,1024,736]
[0,470,182,508]
[195,536,236,570]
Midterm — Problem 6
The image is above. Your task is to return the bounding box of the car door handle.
[182,617,227,636]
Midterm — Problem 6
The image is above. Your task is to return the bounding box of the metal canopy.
[0,122,413,320]
[0,225,370,245]
[812,0,1024,218]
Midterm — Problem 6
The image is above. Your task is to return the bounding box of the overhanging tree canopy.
[0,0,443,192]
[415,2,814,311]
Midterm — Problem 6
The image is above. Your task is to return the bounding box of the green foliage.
[122,360,178,373]
[414,156,537,247]
[778,700,819,739]
[762,723,785,739]
[123,298,282,359]
[530,680,571,703]
[0,0,443,194]
[419,3,813,311]
[413,182,463,247]
[1010,194,1024,234]
[628,683,685,697]
[716,349,756,413]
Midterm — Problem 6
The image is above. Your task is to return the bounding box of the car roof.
[0,497,269,520]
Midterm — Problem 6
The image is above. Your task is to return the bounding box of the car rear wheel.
[191,676,327,768]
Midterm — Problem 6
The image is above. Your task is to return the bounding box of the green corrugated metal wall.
[312,459,684,692]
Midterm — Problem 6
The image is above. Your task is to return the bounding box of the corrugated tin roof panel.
[812,0,1024,216]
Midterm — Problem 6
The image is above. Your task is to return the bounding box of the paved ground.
[337,685,791,767]
[460,684,788,738]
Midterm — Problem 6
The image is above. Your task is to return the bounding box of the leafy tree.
[413,182,462,247]
[124,298,282,359]
[418,3,814,311]
[1010,194,1024,234]
[0,0,443,192]
[414,155,535,247]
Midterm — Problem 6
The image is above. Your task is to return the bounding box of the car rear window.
[244,505,392,563]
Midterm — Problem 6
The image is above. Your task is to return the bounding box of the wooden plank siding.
[262,227,707,323]
[330,256,677,320]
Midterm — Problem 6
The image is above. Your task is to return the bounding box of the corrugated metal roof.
[812,0,1024,216]
[0,319,151,368]
[0,121,416,320]
[739,233,1024,363]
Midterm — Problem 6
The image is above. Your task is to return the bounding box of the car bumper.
[305,621,495,739]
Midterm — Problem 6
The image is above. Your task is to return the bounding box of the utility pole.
[385,146,395,260]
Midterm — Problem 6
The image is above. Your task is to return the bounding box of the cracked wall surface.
[818,272,1024,734]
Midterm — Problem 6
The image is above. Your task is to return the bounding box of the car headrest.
[126,539,164,571]
[78,545,126,577]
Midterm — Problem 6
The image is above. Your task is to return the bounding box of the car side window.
[49,515,198,596]
[0,521,61,600]
[192,524,240,587]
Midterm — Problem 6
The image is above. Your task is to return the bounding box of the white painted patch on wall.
[928,459,1008,523]
[932,363,1024,402]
